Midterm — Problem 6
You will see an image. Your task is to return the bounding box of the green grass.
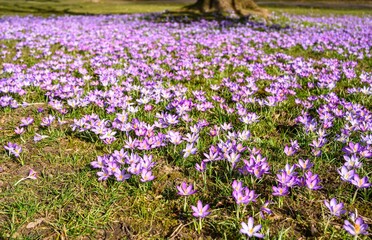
[0,0,186,16]
[268,6,370,16]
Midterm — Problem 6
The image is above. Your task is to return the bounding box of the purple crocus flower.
[14,168,38,186]
[97,168,110,181]
[297,159,313,170]
[177,182,197,196]
[182,143,197,158]
[284,145,296,156]
[283,163,297,176]
[232,180,243,192]
[240,217,264,238]
[344,215,369,236]
[203,150,220,162]
[350,174,371,188]
[114,169,131,182]
[27,169,38,180]
[167,131,183,145]
[259,201,273,219]
[343,142,362,155]
[195,161,207,172]
[20,117,34,127]
[14,127,25,135]
[337,166,355,182]
[40,115,55,127]
[4,142,22,158]
[343,154,362,169]
[140,169,155,182]
[276,172,297,188]
[91,155,106,169]
[191,200,210,218]
[305,171,322,190]
[272,186,289,196]
[34,133,48,142]
[324,198,346,217]
[233,188,258,205]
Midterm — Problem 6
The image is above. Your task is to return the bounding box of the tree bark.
[186,0,268,18]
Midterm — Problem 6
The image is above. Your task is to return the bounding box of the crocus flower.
[225,151,241,168]
[114,169,131,182]
[195,161,207,172]
[259,201,273,219]
[276,172,297,187]
[20,117,34,127]
[14,168,37,186]
[344,216,369,236]
[232,180,243,192]
[272,186,289,196]
[305,171,322,190]
[240,217,264,238]
[284,145,296,156]
[182,143,197,158]
[203,150,220,162]
[297,159,313,170]
[343,155,362,169]
[350,174,371,188]
[167,131,183,145]
[97,168,110,181]
[177,182,197,196]
[4,142,22,158]
[34,133,48,142]
[27,169,37,180]
[338,166,355,182]
[14,127,25,135]
[140,169,155,182]
[191,200,210,218]
[343,142,362,155]
[324,198,346,217]
[233,188,258,205]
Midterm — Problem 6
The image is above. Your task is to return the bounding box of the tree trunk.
[186,0,268,18]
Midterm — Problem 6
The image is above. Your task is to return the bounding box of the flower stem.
[324,216,331,235]
[352,189,359,204]
[236,204,241,220]
[278,196,284,208]
[18,156,24,166]
[14,178,26,186]
[198,217,202,234]
[183,197,187,212]
[202,172,207,190]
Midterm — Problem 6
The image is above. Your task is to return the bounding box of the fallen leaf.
[26,218,44,229]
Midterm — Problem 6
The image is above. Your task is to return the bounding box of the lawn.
[0,1,371,239]
[0,0,188,15]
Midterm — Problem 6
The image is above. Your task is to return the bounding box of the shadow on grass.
[0,4,84,16]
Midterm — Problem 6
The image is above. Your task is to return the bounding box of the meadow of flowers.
[0,13,371,238]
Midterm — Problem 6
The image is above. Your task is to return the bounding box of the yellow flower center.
[355,223,361,233]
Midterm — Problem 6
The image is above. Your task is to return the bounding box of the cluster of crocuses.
[4,142,22,158]
[176,181,211,233]
[232,180,258,205]
[296,94,372,190]
[238,148,270,179]
[324,198,369,236]
[272,158,321,197]
[91,151,155,182]
[197,136,264,172]
[12,113,58,143]
[340,142,371,190]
